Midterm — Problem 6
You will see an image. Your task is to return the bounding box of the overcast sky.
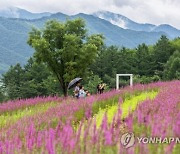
[0,0,180,29]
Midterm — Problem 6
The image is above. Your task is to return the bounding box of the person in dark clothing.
[97,84,101,94]
[100,83,105,94]
[97,83,106,94]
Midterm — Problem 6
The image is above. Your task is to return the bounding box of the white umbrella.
[68,77,82,89]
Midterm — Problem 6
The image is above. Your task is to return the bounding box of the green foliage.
[21,59,53,98]
[2,63,25,99]
[163,50,180,80]
[28,19,104,96]
[133,75,161,84]
[90,36,179,86]
[90,46,137,88]
[135,43,154,76]
[0,90,5,103]
[84,74,102,93]
[152,35,175,77]
[2,58,61,100]
[103,74,116,89]
[171,37,180,51]
[42,76,61,95]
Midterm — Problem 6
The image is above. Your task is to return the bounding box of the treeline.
[0,58,60,101]
[91,36,180,88]
[0,35,180,102]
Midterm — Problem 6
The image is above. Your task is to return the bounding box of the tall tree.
[153,35,175,77]
[2,64,24,99]
[163,50,180,80]
[171,37,180,51]
[28,19,104,96]
[117,47,136,74]
[135,43,154,76]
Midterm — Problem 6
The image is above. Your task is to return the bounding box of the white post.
[116,74,133,90]
[116,74,119,90]
[130,74,133,87]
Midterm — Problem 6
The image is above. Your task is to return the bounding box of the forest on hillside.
[0,19,180,102]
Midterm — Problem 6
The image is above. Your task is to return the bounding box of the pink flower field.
[0,80,179,154]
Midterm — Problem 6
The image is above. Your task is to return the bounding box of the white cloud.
[0,0,12,10]
[0,0,180,29]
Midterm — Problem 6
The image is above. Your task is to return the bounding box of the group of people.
[74,82,91,98]
[73,82,106,98]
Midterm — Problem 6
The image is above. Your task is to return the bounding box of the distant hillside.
[93,11,180,38]
[0,10,180,75]
[0,7,51,19]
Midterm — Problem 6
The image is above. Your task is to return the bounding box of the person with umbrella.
[68,78,82,98]
[74,82,80,98]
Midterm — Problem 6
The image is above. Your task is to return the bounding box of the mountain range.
[0,8,180,74]
[0,7,51,19]
[93,11,180,38]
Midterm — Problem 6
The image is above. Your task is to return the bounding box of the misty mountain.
[93,11,180,38]
[0,10,179,74]
[0,7,51,19]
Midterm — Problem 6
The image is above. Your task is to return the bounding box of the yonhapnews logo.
[121,133,180,148]
[120,132,135,148]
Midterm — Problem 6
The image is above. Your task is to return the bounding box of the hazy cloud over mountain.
[0,0,180,29]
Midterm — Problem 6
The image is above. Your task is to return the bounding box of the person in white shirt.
[78,85,86,98]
